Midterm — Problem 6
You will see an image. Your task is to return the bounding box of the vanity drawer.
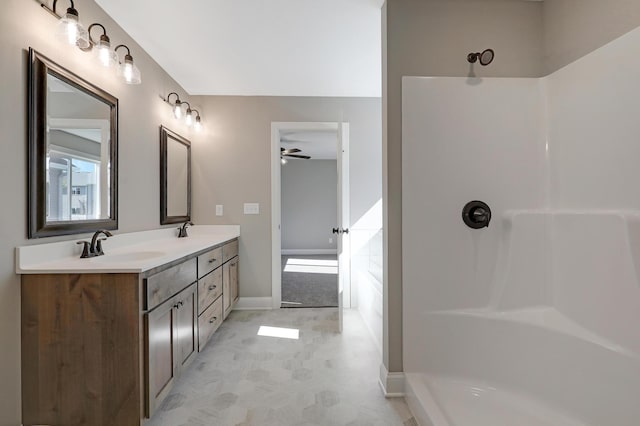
[222,239,238,263]
[145,258,197,310]
[198,247,223,278]
[198,267,222,314]
[198,296,223,351]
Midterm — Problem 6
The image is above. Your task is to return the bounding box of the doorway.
[271,122,351,319]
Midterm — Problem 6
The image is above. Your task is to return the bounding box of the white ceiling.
[95,0,383,97]
[281,129,338,160]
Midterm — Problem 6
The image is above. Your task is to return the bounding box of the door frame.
[271,121,351,309]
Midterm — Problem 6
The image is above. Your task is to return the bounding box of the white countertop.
[16,225,240,274]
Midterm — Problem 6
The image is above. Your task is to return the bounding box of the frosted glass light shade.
[94,39,117,68]
[56,12,89,49]
[118,58,141,84]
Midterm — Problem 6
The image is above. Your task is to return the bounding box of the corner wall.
[542,0,640,74]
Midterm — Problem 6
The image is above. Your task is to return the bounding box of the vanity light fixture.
[115,44,142,84]
[164,93,204,131]
[87,23,117,68]
[49,0,90,49]
[38,0,142,85]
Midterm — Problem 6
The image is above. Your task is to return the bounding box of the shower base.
[405,374,586,426]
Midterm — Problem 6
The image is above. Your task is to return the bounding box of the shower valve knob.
[462,200,492,229]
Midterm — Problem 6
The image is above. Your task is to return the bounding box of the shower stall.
[402,28,640,426]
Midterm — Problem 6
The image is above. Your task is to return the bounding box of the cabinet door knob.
[208,258,217,264]
[209,317,217,323]
[208,285,217,291]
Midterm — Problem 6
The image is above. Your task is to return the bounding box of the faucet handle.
[76,241,91,259]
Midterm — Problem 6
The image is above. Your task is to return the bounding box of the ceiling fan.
[281,147,311,160]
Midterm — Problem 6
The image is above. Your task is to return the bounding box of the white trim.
[281,249,338,255]
[234,297,273,310]
[378,363,405,397]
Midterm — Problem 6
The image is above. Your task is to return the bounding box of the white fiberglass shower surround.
[402,27,640,426]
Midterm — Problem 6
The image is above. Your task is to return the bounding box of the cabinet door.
[223,261,231,318]
[175,283,197,370]
[145,296,177,417]
[230,257,239,306]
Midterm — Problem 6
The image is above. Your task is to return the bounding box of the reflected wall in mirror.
[28,48,118,238]
[160,126,191,224]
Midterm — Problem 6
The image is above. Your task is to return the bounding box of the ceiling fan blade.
[281,148,301,154]
[285,154,311,159]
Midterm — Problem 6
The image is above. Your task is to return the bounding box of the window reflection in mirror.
[46,74,112,223]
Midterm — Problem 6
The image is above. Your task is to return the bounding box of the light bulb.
[66,20,77,45]
[123,62,133,81]
[194,117,203,132]
[185,110,194,127]
[173,102,183,119]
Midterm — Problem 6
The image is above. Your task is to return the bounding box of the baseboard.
[281,249,337,255]
[234,297,273,310]
[378,363,405,397]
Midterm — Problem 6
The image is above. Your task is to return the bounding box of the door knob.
[332,228,339,234]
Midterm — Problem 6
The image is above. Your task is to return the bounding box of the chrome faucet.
[178,221,194,238]
[77,230,113,258]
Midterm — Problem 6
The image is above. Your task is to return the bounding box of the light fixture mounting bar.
[37,0,62,19]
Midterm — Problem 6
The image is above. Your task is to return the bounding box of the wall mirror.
[28,48,118,238]
[160,126,191,224]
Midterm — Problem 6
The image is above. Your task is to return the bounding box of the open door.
[336,122,350,332]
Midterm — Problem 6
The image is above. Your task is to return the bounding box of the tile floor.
[147,308,416,426]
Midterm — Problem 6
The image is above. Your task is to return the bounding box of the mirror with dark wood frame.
[160,126,191,225]
[28,48,118,238]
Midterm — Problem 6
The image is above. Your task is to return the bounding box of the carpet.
[281,255,338,308]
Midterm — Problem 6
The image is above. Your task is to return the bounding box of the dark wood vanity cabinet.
[21,237,239,426]
[145,282,197,417]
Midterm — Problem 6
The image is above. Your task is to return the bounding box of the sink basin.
[89,251,167,263]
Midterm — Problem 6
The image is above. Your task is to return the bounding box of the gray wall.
[543,0,640,74]
[281,160,337,251]
[0,0,202,423]
[383,0,640,376]
[191,96,381,299]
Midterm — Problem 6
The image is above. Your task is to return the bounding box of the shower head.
[467,49,495,66]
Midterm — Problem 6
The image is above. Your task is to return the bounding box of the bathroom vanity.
[17,226,239,426]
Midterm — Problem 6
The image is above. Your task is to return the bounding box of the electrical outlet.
[244,203,260,215]
[215,205,223,216]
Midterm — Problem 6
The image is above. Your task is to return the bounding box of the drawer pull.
[208,285,217,291]
[209,316,217,323]
[208,258,217,264]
